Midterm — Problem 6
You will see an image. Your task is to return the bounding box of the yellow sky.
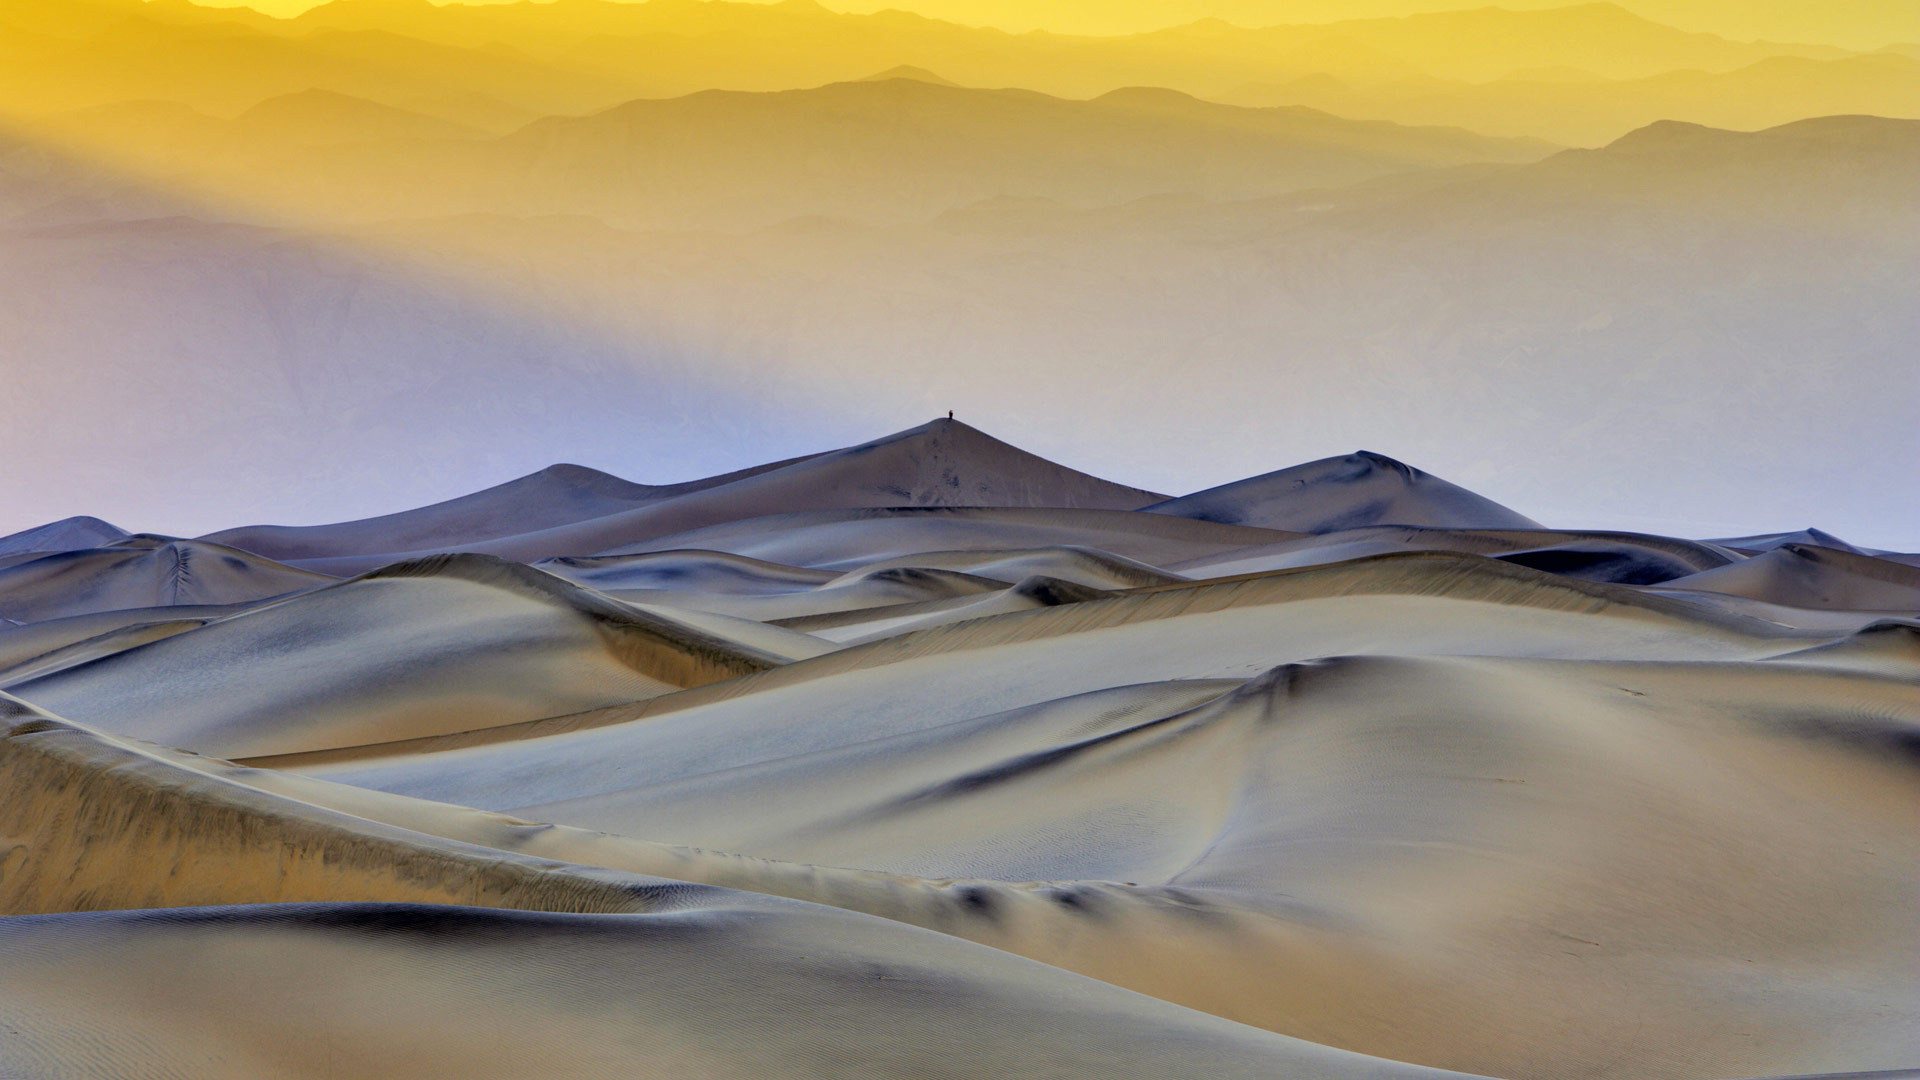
[181,0,1919,50]
[831,2,1919,48]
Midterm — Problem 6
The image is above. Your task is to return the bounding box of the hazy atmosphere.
[2,0,1915,544]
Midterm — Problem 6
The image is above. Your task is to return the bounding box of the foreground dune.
[0,420,1913,1080]
[0,903,1480,1080]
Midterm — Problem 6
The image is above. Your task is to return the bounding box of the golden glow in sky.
[177,0,1920,51]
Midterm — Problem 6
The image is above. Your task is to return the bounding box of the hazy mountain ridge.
[814,0,1912,49]
[2,0,1905,143]
[1228,49,1920,144]
[1,114,1912,543]
[8,76,1559,231]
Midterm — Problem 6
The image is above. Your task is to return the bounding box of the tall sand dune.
[0,514,127,559]
[202,458,817,562]
[1711,527,1870,555]
[1145,451,1543,532]
[240,420,1171,573]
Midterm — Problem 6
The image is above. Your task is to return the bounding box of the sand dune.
[382,655,1918,1077]
[0,697,1477,1080]
[0,903,1470,1080]
[536,549,841,593]
[0,514,126,559]
[1767,619,1920,678]
[203,457,818,563]
[218,421,1173,573]
[279,552,1803,774]
[831,544,1186,590]
[1654,542,1920,611]
[0,603,248,676]
[0,912,1459,1080]
[786,574,1114,643]
[1174,525,1739,584]
[1711,527,1871,555]
[608,565,1013,622]
[1144,450,1543,532]
[9,554,785,758]
[590,505,1287,570]
[0,614,221,686]
[0,534,332,622]
[1,422,1914,1079]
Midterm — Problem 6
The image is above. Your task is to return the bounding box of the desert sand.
[0,418,1913,1079]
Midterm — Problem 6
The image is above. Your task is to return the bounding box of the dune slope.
[9,554,784,758]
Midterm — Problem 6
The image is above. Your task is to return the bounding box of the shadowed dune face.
[1,422,1915,1079]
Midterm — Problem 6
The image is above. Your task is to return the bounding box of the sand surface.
[0,419,1914,1079]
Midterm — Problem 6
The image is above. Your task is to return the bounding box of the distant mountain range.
[3,114,1913,540]
[1227,50,1920,144]
[4,0,1910,145]
[816,0,1912,50]
[16,78,1557,230]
